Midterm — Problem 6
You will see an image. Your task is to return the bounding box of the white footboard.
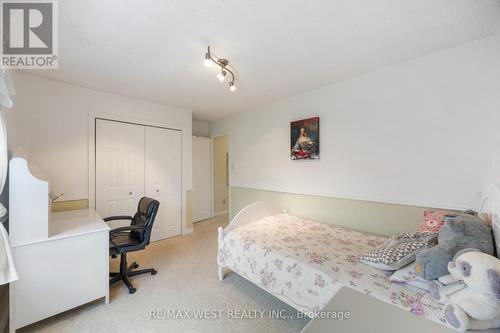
[217,202,280,281]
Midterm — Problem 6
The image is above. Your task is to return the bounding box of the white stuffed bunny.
[432,249,500,331]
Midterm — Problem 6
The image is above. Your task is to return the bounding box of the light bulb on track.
[217,70,226,82]
[204,53,212,67]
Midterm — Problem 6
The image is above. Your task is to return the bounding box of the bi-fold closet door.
[95,119,182,241]
[144,126,182,240]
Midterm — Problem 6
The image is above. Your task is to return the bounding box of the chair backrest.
[130,197,160,245]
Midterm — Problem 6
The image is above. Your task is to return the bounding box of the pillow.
[415,210,457,233]
[390,262,435,292]
[379,232,437,249]
[359,232,437,271]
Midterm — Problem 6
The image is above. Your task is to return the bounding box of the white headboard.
[480,184,500,256]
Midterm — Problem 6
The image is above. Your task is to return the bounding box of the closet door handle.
[156,189,160,193]
[129,192,133,195]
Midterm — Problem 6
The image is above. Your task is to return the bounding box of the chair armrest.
[103,215,133,222]
[110,225,145,236]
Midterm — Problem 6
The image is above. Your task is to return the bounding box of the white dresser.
[8,158,110,332]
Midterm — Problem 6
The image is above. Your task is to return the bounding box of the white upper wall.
[210,36,498,210]
[192,120,209,137]
[29,1,500,121]
[6,72,193,201]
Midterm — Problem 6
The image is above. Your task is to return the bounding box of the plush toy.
[415,214,493,280]
[429,249,500,331]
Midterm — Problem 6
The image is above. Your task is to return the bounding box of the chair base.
[110,253,157,294]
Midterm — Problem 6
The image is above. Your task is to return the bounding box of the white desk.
[9,209,110,332]
[301,287,457,333]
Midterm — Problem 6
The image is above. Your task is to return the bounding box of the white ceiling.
[28,0,500,122]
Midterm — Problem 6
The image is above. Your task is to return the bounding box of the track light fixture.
[203,46,236,92]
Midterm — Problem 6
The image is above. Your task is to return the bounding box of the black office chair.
[105,197,160,294]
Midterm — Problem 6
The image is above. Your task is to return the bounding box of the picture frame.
[290,117,319,160]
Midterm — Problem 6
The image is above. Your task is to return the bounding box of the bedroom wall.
[5,72,193,232]
[211,36,498,230]
[192,120,209,137]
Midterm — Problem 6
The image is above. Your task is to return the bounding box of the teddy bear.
[431,249,500,331]
[415,213,494,280]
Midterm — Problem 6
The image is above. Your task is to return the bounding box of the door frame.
[210,132,231,219]
[88,112,188,235]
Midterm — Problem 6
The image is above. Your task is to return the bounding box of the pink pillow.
[415,210,455,233]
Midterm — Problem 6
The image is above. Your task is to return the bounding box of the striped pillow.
[360,232,437,271]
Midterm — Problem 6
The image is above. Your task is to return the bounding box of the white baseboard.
[214,210,228,217]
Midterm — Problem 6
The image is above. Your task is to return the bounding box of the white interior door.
[96,119,145,229]
[192,136,212,222]
[145,127,182,241]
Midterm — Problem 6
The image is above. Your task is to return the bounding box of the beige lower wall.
[230,186,445,237]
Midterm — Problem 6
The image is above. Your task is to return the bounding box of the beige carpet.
[20,215,310,333]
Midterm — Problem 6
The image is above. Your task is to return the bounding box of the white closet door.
[192,136,212,222]
[145,127,182,241]
[96,119,145,229]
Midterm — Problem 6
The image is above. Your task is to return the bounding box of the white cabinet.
[10,210,110,332]
[192,136,212,222]
[95,119,182,240]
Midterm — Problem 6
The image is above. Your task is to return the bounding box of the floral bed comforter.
[217,214,448,326]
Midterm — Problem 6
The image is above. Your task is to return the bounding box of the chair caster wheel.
[129,288,136,294]
[151,270,157,275]
[132,263,139,269]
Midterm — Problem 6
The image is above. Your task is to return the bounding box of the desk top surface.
[301,287,458,333]
[49,209,110,240]
[12,209,110,247]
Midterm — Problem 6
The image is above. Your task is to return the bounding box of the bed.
[217,186,500,329]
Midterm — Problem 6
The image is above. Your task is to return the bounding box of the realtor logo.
[1,0,58,69]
